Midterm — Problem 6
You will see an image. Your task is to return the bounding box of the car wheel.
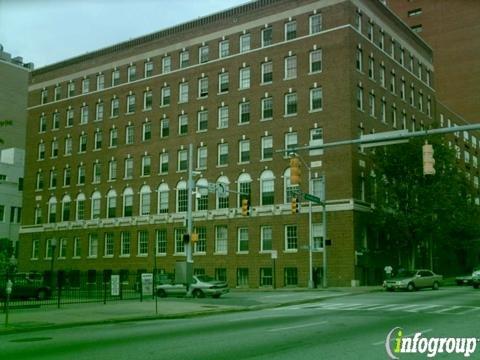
[36,289,47,300]
[386,287,394,292]
[432,281,439,290]
[192,289,204,298]
[212,294,221,298]
[407,283,416,292]
[456,280,462,286]
[473,283,479,289]
[156,289,167,298]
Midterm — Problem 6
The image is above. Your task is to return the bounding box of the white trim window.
[198,77,209,98]
[218,143,228,166]
[218,72,229,93]
[239,33,251,53]
[127,65,136,82]
[285,225,298,251]
[176,181,188,212]
[144,61,153,77]
[238,227,249,253]
[120,232,131,256]
[285,92,297,115]
[179,82,189,103]
[180,50,189,68]
[284,56,297,79]
[88,234,98,258]
[219,40,229,58]
[261,226,273,251]
[309,49,322,73]
[76,193,86,220]
[199,45,209,63]
[162,56,171,73]
[260,170,275,205]
[123,187,134,217]
[261,27,272,47]
[178,149,188,171]
[310,87,323,111]
[261,61,273,84]
[261,135,273,160]
[239,139,250,163]
[285,20,297,40]
[197,110,208,132]
[161,86,171,106]
[261,97,273,120]
[82,78,90,94]
[156,229,167,255]
[59,239,67,258]
[197,146,207,169]
[159,152,169,174]
[91,191,101,219]
[96,74,104,91]
[218,105,229,129]
[137,230,148,256]
[73,237,81,258]
[239,67,250,90]
[215,225,228,254]
[157,183,169,213]
[309,14,322,34]
[104,233,114,257]
[139,185,151,215]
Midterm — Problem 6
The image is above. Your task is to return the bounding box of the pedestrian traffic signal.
[422,143,435,175]
[241,199,250,216]
[291,197,299,214]
[290,157,301,185]
[191,232,199,243]
[183,233,190,244]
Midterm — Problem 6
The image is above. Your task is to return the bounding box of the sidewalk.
[0,286,381,335]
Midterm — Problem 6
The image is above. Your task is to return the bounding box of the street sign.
[271,250,278,259]
[216,182,229,198]
[111,275,120,296]
[304,193,322,204]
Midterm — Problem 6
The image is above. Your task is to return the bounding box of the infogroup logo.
[385,327,478,359]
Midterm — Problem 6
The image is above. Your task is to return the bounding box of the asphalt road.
[2,287,480,360]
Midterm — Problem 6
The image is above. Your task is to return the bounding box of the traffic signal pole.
[186,143,193,263]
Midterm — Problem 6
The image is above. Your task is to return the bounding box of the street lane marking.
[362,304,400,311]
[372,329,432,346]
[268,321,328,332]
[431,306,462,314]
[404,304,442,312]
[457,306,480,315]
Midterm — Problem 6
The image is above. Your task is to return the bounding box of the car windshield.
[196,275,215,282]
[396,271,416,277]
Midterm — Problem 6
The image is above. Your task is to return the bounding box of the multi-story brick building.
[18,0,476,286]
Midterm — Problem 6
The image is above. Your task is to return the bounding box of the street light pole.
[322,176,327,288]
[50,237,57,288]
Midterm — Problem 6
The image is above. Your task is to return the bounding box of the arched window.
[106,189,117,218]
[176,181,187,212]
[61,194,71,222]
[283,168,296,203]
[260,170,275,205]
[123,187,134,217]
[157,183,169,214]
[216,176,230,209]
[196,178,209,211]
[76,193,86,220]
[139,185,151,216]
[91,191,101,219]
[237,173,252,207]
[48,196,57,223]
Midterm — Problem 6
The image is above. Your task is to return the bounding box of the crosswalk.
[275,302,480,315]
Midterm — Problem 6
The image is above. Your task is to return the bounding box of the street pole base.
[308,280,315,289]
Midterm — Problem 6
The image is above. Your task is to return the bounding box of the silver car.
[383,269,442,291]
[156,275,229,298]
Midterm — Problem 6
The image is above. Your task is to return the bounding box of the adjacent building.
[17,0,479,287]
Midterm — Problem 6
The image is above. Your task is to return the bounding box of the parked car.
[156,274,229,298]
[456,269,480,285]
[471,271,480,289]
[0,272,52,300]
[383,269,442,291]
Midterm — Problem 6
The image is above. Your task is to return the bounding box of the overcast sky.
[0,0,247,68]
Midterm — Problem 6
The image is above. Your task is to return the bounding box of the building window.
[94,130,102,150]
[107,189,117,218]
[160,118,170,138]
[260,170,275,205]
[309,49,322,73]
[238,227,249,252]
[261,97,273,120]
[218,143,228,166]
[127,65,136,82]
[38,143,45,160]
[411,25,423,33]
[121,232,130,256]
[49,169,57,189]
[88,234,98,258]
[178,149,188,171]
[198,77,209,98]
[199,45,209,63]
[79,134,87,153]
[369,92,376,117]
[127,94,135,113]
[309,14,322,34]
[174,228,186,254]
[197,110,208,132]
[125,125,135,144]
[142,155,151,176]
[142,122,151,141]
[284,56,297,79]
[52,112,60,129]
[356,47,363,72]
[51,140,58,158]
[178,114,188,135]
[219,39,229,58]
[312,223,324,250]
[218,72,229,93]
[91,191,101,219]
[63,167,71,186]
[77,165,86,185]
[156,229,167,255]
[218,105,229,129]
[95,102,104,121]
[196,179,208,210]
[124,158,133,179]
[285,92,297,115]
[159,152,169,174]
[72,237,81,257]
[137,231,148,256]
[261,61,273,84]
[61,196,70,221]
[285,225,298,250]
[261,27,273,47]
[179,82,189,103]
[194,227,206,253]
[239,101,250,124]
[284,268,298,286]
[67,82,75,97]
[285,132,297,156]
[110,98,119,117]
[261,135,273,160]
[237,268,249,287]
[76,193,85,220]
[390,72,396,94]
[39,114,47,133]
[82,78,89,94]
[310,87,323,111]
[80,105,89,124]
[161,86,171,106]
[239,139,250,163]
[309,128,324,156]
[66,108,74,127]
[109,128,118,147]
[54,86,61,101]
[356,84,364,110]
[123,187,134,217]
[368,56,374,79]
[34,207,42,224]
[144,61,153,77]
[162,56,171,73]
[143,90,153,110]
[35,171,44,190]
[103,233,114,257]
[112,69,120,86]
[180,50,189,68]
[96,74,104,90]
[239,33,251,53]
[260,268,273,286]
[285,20,297,40]
[239,67,251,90]
[158,183,169,213]
[261,227,272,251]
[215,225,228,253]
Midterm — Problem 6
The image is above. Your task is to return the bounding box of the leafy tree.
[370,136,480,272]
[0,119,13,145]
[0,238,14,276]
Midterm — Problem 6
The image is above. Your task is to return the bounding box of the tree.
[370,136,480,273]
[0,119,13,144]
[0,238,14,276]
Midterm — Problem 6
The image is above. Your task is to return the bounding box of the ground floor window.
[237,268,249,287]
[194,268,205,276]
[260,267,273,286]
[284,267,298,286]
[215,268,227,282]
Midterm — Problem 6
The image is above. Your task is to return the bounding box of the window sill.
[214,252,227,255]
[308,71,322,75]
[260,81,273,86]
[72,256,81,260]
[193,252,206,256]
[309,108,323,113]
[142,108,152,112]
[260,117,273,122]
[174,253,186,256]
[136,254,148,258]
[236,251,249,255]
[155,253,167,257]
[283,113,297,118]
[260,158,273,162]
[216,164,228,168]
[103,255,114,259]
[87,256,98,259]
[283,249,298,253]
[109,116,119,120]
[217,91,228,96]
[159,104,170,108]
[119,255,130,258]
[30,258,38,261]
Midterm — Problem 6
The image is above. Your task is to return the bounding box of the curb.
[0,287,382,336]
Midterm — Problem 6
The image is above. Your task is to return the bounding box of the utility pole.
[186,143,193,263]
[322,176,327,288]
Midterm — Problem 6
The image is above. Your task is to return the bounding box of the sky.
[0,0,248,68]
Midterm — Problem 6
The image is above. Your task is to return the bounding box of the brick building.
[18,0,477,287]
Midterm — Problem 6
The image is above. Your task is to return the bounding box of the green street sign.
[304,193,322,204]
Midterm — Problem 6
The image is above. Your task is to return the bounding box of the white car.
[156,275,229,298]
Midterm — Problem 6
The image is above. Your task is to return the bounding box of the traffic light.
[290,157,301,185]
[422,143,436,175]
[191,232,199,244]
[291,197,299,214]
[183,233,190,244]
[241,199,250,216]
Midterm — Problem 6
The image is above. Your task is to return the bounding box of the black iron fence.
[0,271,152,312]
